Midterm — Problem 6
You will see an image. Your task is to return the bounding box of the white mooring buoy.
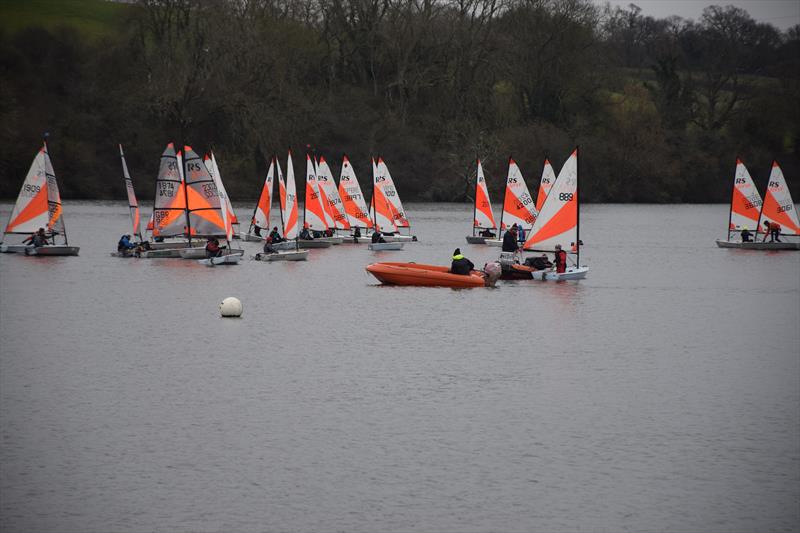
[220,297,243,318]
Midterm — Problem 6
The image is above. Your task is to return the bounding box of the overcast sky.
[596,0,800,30]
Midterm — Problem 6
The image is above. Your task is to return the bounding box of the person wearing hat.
[553,244,567,274]
[740,226,752,243]
[117,233,136,253]
[450,248,475,275]
[502,224,519,252]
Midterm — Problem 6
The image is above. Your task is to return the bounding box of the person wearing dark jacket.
[371,230,385,243]
[268,227,284,243]
[450,248,474,275]
[205,238,222,258]
[502,226,519,252]
[118,234,136,253]
[740,227,752,242]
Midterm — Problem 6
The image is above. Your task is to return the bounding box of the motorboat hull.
[366,262,486,287]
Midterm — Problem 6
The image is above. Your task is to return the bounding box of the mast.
[472,159,479,238]
[498,156,510,238]
[181,147,191,245]
[726,157,737,242]
[576,145,580,267]
[43,138,67,245]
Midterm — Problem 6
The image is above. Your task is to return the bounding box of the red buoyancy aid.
[555,250,567,273]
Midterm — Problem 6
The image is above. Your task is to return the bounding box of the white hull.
[25,245,80,256]
[484,239,503,247]
[316,236,344,245]
[715,239,800,250]
[255,250,309,262]
[147,240,191,250]
[298,239,332,249]
[0,244,31,253]
[466,235,495,244]
[198,254,242,266]
[178,246,208,259]
[530,266,589,281]
[139,248,183,259]
[368,242,404,251]
[382,234,416,243]
[271,240,296,250]
[239,232,264,242]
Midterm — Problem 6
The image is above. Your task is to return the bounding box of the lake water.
[1,202,798,532]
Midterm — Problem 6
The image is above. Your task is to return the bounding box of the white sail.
[372,160,398,233]
[316,156,350,230]
[251,158,275,231]
[338,155,373,229]
[523,149,578,252]
[3,146,50,237]
[304,155,328,231]
[535,159,556,212]
[473,160,496,230]
[152,143,188,238]
[208,153,234,242]
[726,159,763,234]
[500,158,537,231]
[183,145,225,237]
[375,158,409,228]
[280,153,299,239]
[119,144,143,241]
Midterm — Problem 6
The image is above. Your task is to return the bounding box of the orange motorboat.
[366,262,487,288]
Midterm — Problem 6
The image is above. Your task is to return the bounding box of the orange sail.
[473,159,496,230]
[303,154,328,231]
[758,160,800,235]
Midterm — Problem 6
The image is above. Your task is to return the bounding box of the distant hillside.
[0,0,129,39]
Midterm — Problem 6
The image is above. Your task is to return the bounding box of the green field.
[0,0,129,39]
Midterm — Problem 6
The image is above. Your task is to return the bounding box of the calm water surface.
[1,202,798,532]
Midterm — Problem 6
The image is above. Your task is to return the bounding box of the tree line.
[0,0,797,203]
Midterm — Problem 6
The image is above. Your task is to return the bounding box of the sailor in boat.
[117,234,136,255]
[502,225,519,252]
[450,248,475,275]
[553,244,568,274]
[205,237,223,258]
[300,225,313,240]
[353,227,362,239]
[480,228,496,238]
[252,219,263,237]
[263,236,276,254]
[517,225,526,243]
[740,226,753,243]
[23,228,50,248]
[371,230,386,244]
[763,220,782,242]
[268,226,285,243]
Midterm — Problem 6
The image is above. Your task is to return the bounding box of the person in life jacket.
[371,229,385,243]
[263,236,276,254]
[117,234,136,253]
[268,226,284,243]
[763,220,782,242]
[502,225,519,252]
[251,219,262,237]
[205,237,222,258]
[299,223,313,240]
[450,248,475,275]
[740,226,752,243]
[553,244,568,274]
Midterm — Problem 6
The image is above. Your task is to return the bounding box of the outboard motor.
[483,261,502,287]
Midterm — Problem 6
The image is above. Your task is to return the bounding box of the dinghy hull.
[25,245,80,256]
[715,239,800,250]
[366,262,486,288]
[530,266,589,281]
[368,242,404,251]
[297,239,332,249]
[255,250,308,262]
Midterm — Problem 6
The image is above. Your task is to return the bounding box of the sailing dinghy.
[370,157,417,242]
[465,159,498,244]
[520,148,588,280]
[716,159,800,250]
[485,158,538,247]
[299,153,333,248]
[139,143,190,258]
[111,144,145,257]
[194,148,242,265]
[242,157,275,241]
[1,143,79,256]
[255,152,309,261]
[338,155,374,242]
